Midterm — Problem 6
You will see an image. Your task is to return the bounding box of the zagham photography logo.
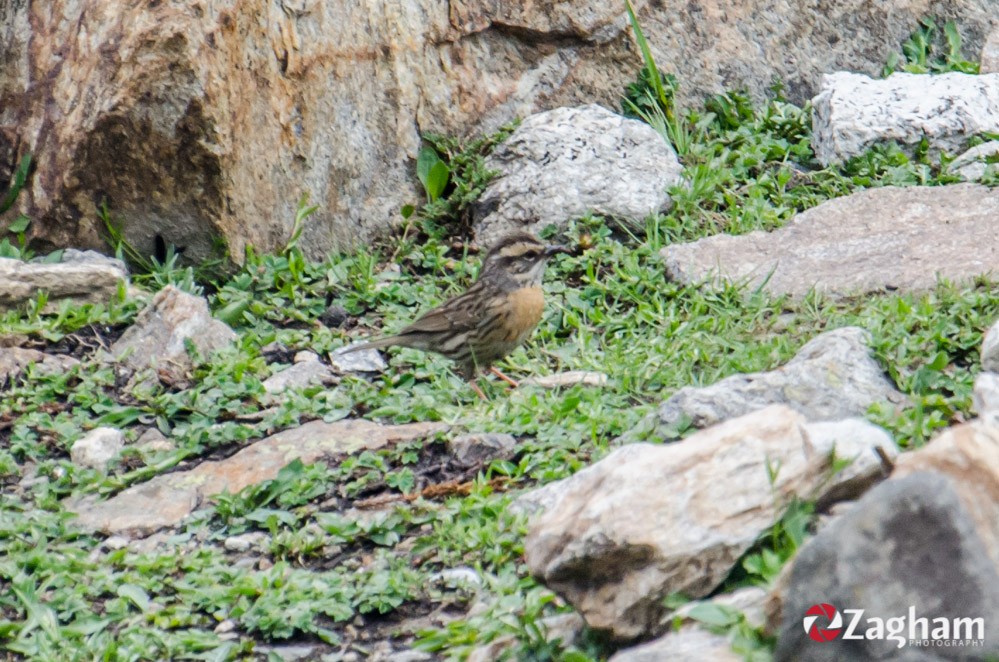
[803,603,985,649]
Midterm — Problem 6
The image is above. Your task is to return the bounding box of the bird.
[339,231,569,399]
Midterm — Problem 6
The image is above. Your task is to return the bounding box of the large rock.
[0,251,127,310]
[775,472,999,661]
[524,405,897,641]
[472,105,681,245]
[812,72,999,165]
[110,285,237,386]
[3,1,995,257]
[663,184,999,298]
[627,327,905,443]
[67,419,445,535]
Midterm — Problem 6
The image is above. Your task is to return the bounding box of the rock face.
[3,1,995,257]
[812,72,999,165]
[68,419,444,536]
[472,105,681,245]
[775,472,999,661]
[663,184,999,298]
[0,251,128,310]
[524,405,897,640]
[629,327,904,443]
[110,285,237,386]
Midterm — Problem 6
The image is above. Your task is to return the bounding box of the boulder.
[472,105,681,245]
[523,405,897,640]
[663,184,999,298]
[811,72,999,165]
[627,327,904,443]
[775,472,999,660]
[109,285,236,386]
[5,1,995,256]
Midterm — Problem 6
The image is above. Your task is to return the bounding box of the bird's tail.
[338,336,400,354]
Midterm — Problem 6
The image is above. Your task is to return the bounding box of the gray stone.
[609,626,739,662]
[224,532,269,553]
[949,140,999,181]
[262,353,339,394]
[0,347,80,385]
[135,428,175,454]
[524,405,896,640]
[431,567,483,588]
[67,419,445,536]
[330,345,388,374]
[70,427,125,470]
[110,285,237,386]
[982,26,999,74]
[974,373,999,421]
[254,643,320,661]
[447,432,517,468]
[629,327,905,443]
[982,318,999,372]
[811,72,999,165]
[775,473,999,661]
[663,184,999,299]
[0,253,128,311]
[472,105,682,246]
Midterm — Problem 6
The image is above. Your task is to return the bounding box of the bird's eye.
[523,249,541,259]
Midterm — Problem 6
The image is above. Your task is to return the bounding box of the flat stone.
[67,419,445,535]
[447,432,517,468]
[0,251,128,311]
[473,105,682,246]
[627,327,905,443]
[609,626,740,662]
[663,184,999,298]
[330,345,388,374]
[110,285,237,386]
[523,405,896,640]
[811,72,999,165]
[262,355,338,394]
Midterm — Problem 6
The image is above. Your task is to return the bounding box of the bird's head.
[479,231,569,288]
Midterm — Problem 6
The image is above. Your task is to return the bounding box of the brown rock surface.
[2,1,995,257]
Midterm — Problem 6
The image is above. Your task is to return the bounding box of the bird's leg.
[489,366,520,388]
[469,380,489,401]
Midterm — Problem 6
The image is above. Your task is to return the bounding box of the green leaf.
[0,153,31,214]
[687,602,740,628]
[7,214,30,234]
[400,204,416,219]
[416,146,441,194]
[426,160,450,202]
[117,584,151,612]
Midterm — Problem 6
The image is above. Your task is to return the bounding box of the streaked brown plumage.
[341,232,567,394]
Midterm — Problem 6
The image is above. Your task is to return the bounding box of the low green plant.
[883,18,980,75]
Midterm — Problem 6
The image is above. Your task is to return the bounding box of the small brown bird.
[341,231,568,398]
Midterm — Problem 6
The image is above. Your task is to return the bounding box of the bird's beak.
[544,244,570,257]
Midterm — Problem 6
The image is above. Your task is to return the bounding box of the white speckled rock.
[473,105,683,245]
[812,72,999,165]
[70,427,125,470]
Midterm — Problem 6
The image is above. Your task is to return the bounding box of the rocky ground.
[4,19,999,662]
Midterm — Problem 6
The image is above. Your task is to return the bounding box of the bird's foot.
[489,367,519,388]
[469,380,489,401]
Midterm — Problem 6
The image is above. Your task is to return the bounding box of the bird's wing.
[398,285,482,335]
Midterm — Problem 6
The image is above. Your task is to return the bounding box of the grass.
[2,23,998,659]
